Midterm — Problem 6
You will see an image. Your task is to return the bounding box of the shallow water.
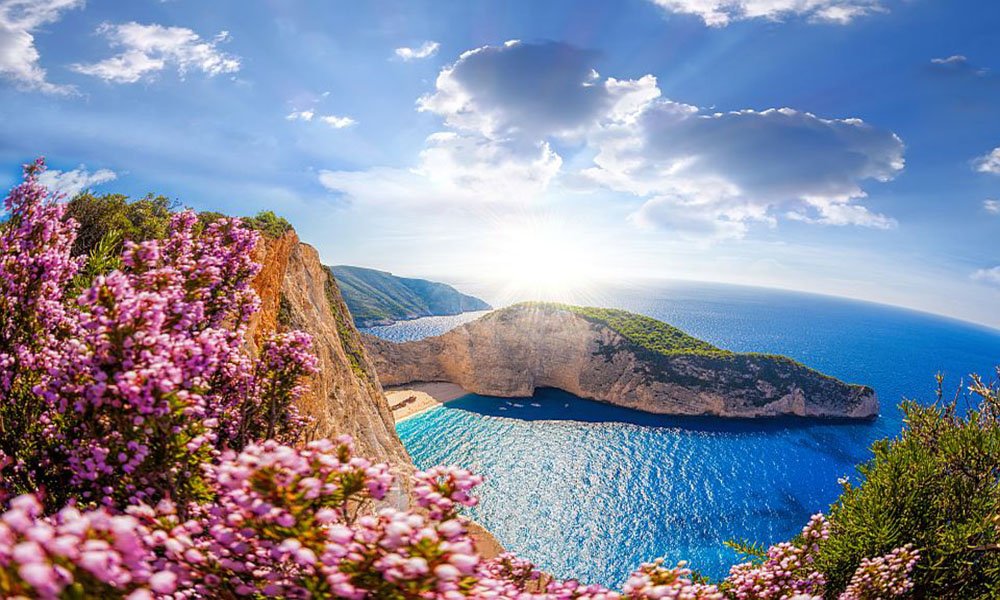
[370,282,1000,586]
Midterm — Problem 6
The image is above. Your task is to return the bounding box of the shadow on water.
[440,388,880,434]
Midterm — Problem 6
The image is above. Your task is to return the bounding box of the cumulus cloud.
[646,0,885,27]
[71,22,240,83]
[985,199,1000,214]
[0,0,81,93]
[37,165,117,198]
[972,266,1000,286]
[395,41,439,61]
[974,147,1000,175]
[586,102,903,231]
[418,40,616,139]
[323,40,904,237]
[320,115,356,129]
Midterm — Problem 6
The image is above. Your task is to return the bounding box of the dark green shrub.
[245,210,293,239]
[65,192,292,256]
[66,192,176,256]
[817,372,1000,599]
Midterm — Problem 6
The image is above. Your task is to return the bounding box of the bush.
[65,192,177,257]
[245,209,293,239]
[66,192,293,260]
[816,373,1000,599]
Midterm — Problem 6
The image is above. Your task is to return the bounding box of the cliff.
[331,265,491,327]
[246,232,412,470]
[363,303,879,419]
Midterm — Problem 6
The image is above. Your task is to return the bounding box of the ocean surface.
[365,282,1000,587]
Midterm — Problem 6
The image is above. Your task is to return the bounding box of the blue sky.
[1,0,998,327]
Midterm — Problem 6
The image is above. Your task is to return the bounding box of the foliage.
[815,372,1000,599]
[553,304,727,356]
[244,210,293,239]
[65,192,177,257]
[65,191,293,260]
[0,161,922,598]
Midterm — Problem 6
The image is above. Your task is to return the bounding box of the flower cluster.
[838,544,919,600]
[0,159,317,509]
[0,494,155,599]
[725,514,829,600]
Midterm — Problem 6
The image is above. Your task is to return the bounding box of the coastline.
[387,382,470,423]
[357,309,492,330]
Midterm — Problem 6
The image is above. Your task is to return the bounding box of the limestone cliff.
[246,231,507,554]
[246,231,412,469]
[363,303,878,419]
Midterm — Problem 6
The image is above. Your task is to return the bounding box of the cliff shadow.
[441,387,878,434]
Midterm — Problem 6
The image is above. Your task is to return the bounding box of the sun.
[479,214,605,303]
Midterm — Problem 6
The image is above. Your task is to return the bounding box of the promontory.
[362,303,879,419]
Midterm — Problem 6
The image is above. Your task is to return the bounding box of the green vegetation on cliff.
[332,265,491,327]
[65,192,293,257]
[558,304,726,356]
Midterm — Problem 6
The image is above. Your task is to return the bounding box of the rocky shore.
[363,303,879,419]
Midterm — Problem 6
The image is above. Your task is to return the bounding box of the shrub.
[65,192,177,257]
[816,372,1000,599]
[245,210,293,239]
[65,191,293,260]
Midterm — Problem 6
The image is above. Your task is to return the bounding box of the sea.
[362,282,1000,587]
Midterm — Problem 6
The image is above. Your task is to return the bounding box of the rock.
[363,303,878,419]
[247,231,413,473]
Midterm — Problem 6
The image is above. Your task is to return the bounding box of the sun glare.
[480,215,605,304]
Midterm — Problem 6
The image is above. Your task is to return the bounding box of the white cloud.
[323,40,904,239]
[394,41,439,61]
[319,132,560,206]
[931,55,967,66]
[647,0,885,26]
[974,147,1000,175]
[972,266,1000,286]
[320,115,356,129]
[72,22,240,83]
[985,199,1000,214]
[286,109,315,121]
[37,165,117,198]
[0,0,81,93]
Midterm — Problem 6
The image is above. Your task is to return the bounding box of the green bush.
[817,372,1000,599]
[245,210,293,239]
[65,193,293,256]
[66,192,176,256]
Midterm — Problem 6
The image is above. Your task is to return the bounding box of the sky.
[0,0,998,328]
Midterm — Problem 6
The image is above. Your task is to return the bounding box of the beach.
[387,382,469,423]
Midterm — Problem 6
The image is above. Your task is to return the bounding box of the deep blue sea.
[365,282,1000,587]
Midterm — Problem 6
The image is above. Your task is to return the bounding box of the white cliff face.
[364,304,879,419]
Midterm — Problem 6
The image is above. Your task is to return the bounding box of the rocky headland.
[363,303,879,419]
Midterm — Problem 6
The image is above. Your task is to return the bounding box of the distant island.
[364,302,878,419]
[330,265,491,327]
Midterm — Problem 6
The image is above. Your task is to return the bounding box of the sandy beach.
[386,382,469,423]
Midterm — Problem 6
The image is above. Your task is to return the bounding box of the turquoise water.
[373,282,1000,587]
